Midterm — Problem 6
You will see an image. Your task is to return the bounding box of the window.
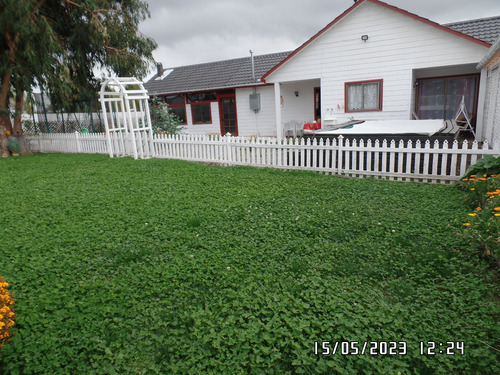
[345,80,382,112]
[188,92,216,124]
[416,75,478,120]
[191,103,212,124]
[165,95,186,124]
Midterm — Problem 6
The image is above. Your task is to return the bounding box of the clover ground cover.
[0,154,498,374]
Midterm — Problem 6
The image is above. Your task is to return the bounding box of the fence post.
[338,135,344,175]
[75,131,81,153]
[225,133,232,166]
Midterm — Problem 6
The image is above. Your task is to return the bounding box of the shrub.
[460,169,500,268]
[463,155,500,178]
[0,277,15,348]
[7,138,21,154]
[149,96,183,135]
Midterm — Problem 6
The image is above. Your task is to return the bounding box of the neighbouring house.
[477,35,500,148]
[145,0,500,140]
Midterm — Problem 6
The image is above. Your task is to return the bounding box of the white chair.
[283,120,302,138]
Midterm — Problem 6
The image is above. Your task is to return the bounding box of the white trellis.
[99,77,153,159]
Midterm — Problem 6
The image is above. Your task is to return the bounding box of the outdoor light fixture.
[361,35,369,42]
[294,91,299,97]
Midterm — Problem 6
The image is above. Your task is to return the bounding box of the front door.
[219,95,238,136]
[314,87,321,122]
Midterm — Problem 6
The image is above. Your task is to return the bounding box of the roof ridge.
[163,50,293,71]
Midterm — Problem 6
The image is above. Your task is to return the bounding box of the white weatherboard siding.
[483,64,500,148]
[236,86,276,137]
[265,1,489,125]
[280,80,319,123]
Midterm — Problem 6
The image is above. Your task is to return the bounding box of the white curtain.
[347,83,379,111]
[347,85,363,111]
[363,83,379,110]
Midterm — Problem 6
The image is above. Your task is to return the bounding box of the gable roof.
[444,16,500,45]
[262,0,492,81]
[144,51,292,96]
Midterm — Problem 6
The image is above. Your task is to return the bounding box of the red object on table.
[303,122,321,130]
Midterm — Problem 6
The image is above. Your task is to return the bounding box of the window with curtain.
[416,75,478,120]
[345,80,382,112]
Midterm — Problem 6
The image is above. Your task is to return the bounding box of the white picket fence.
[26,132,500,183]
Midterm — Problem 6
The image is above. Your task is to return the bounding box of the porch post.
[476,68,488,141]
[274,82,282,139]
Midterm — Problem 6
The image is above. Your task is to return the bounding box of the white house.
[145,0,500,140]
[477,35,500,148]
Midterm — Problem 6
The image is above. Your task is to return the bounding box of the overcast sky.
[139,0,500,75]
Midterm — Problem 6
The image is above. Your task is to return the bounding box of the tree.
[0,0,157,156]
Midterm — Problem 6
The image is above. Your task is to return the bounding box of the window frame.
[163,94,187,125]
[187,91,217,125]
[344,79,383,113]
[190,102,213,125]
[414,74,479,122]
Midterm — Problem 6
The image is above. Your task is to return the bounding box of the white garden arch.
[99,77,153,159]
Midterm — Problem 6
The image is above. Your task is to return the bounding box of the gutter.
[477,35,500,69]
[146,82,274,97]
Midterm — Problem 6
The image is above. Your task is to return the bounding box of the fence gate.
[99,77,153,159]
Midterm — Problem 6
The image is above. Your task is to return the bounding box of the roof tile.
[144,51,292,95]
[444,16,500,45]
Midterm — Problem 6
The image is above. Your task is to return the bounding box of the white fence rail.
[26,133,500,183]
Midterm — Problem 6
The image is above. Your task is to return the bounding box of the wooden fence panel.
[25,133,500,183]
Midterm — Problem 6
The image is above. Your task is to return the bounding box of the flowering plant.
[0,277,15,347]
[460,173,500,268]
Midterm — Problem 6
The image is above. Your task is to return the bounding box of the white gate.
[99,77,153,159]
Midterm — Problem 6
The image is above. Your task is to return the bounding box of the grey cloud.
[140,0,500,73]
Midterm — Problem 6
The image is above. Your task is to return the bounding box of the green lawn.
[1,154,498,374]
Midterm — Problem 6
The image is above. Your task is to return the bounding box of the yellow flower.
[463,223,471,226]
[495,214,500,217]
[468,213,476,217]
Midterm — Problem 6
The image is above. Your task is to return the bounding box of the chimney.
[156,62,164,77]
[250,50,256,81]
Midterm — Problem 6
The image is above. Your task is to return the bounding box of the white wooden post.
[274,82,282,139]
[338,135,344,175]
[75,131,81,153]
[225,134,232,165]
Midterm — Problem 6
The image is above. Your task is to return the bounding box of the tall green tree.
[0,0,157,156]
